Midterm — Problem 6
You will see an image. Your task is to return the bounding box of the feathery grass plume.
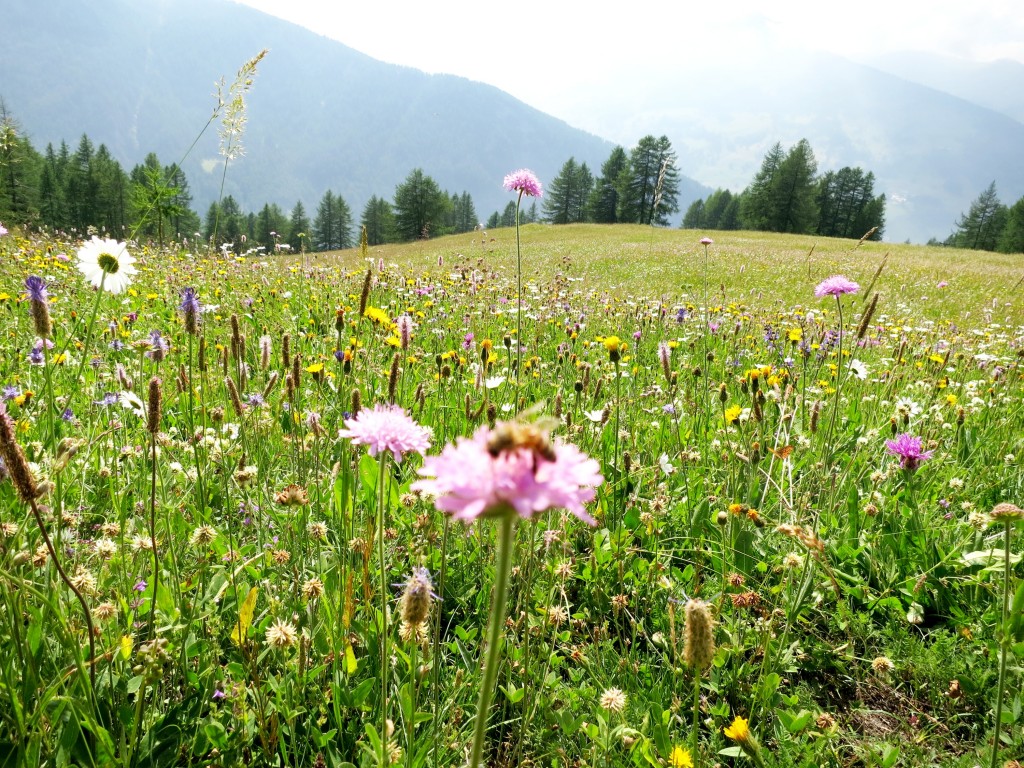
[176,363,189,393]
[292,353,301,394]
[857,292,879,340]
[285,373,295,402]
[282,333,291,369]
[804,243,816,277]
[220,343,229,377]
[554,392,563,419]
[262,370,279,399]
[226,377,244,417]
[25,276,51,338]
[198,336,207,372]
[350,388,361,416]
[861,252,888,303]
[358,266,372,317]
[856,226,879,247]
[146,377,162,434]
[651,157,669,224]
[810,400,822,433]
[683,599,715,671]
[388,352,401,404]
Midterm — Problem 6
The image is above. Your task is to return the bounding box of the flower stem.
[377,455,391,742]
[468,514,517,768]
[514,190,523,411]
[990,521,1012,768]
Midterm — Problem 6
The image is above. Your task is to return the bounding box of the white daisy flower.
[76,236,137,294]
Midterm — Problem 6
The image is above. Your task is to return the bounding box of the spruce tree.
[589,146,628,224]
[361,195,396,246]
[997,196,1024,254]
[393,169,450,241]
[287,200,310,252]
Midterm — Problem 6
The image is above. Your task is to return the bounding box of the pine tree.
[772,139,818,234]
[38,143,68,230]
[815,168,885,240]
[589,147,628,224]
[256,203,288,253]
[0,104,41,226]
[361,195,396,245]
[617,136,680,225]
[500,201,517,228]
[703,189,735,230]
[950,182,1007,251]
[287,201,310,252]
[740,142,785,230]
[997,196,1024,254]
[682,198,705,229]
[543,158,594,224]
[393,169,450,241]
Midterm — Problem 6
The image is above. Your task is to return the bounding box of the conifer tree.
[949,182,1007,251]
[589,146,628,224]
[361,195,396,245]
[287,200,310,252]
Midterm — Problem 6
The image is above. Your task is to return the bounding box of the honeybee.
[486,409,559,467]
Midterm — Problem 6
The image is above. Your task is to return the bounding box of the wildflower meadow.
[0,209,1022,768]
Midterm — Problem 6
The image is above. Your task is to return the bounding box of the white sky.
[234,0,1024,124]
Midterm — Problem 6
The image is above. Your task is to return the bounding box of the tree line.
[684,139,886,240]
[930,181,1024,253]
[530,136,682,227]
[0,105,484,253]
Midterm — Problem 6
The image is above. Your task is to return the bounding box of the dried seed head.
[683,599,715,671]
[400,567,435,628]
[146,377,162,434]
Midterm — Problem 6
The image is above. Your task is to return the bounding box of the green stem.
[514,190,523,411]
[990,521,1012,768]
[468,514,517,768]
[71,273,107,394]
[377,455,390,741]
[690,672,701,765]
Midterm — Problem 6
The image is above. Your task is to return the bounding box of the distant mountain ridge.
[1,0,709,229]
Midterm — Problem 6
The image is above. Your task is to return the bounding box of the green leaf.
[501,684,525,704]
[230,586,258,646]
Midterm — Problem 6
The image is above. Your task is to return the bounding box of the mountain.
[0,0,709,228]
[867,52,1024,125]
[551,37,1024,244]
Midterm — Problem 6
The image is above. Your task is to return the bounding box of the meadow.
[0,220,1022,768]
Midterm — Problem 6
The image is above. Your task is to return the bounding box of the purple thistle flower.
[814,275,860,298]
[25,275,48,303]
[503,169,543,198]
[885,433,934,472]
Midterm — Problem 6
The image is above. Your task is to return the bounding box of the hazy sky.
[233,0,1024,127]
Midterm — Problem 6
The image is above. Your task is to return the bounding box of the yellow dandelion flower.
[724,715,750,743]
[364,306,390,325]
[668,746,693,768]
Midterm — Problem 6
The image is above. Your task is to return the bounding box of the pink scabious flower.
[700,237,713,245]
[338,404,431,463]
[412,424,602,524]
[503,169,543,198]
[885,433,934,472]
[814,275,860,297]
